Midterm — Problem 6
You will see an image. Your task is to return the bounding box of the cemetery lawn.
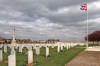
[0,45,85,66]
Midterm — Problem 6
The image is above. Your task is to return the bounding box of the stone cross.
[11,27,16,46]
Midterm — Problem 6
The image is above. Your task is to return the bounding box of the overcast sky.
[0,0,100,41]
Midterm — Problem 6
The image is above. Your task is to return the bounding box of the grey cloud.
[0,0,100,41]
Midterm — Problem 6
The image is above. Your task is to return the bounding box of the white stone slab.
[57,44,60,52]
[28,51,33,64]
[19,46,22,53]
[0,44,3,48]
[66,44,69,49]
[35,47,40,55]
[4,45,7,53]
[8,55,16,66]
[0,50,3,62]
[68,44,71,49]
[60,44,63,51]
[46,47,49,57]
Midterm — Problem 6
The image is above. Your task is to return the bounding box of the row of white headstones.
[0,42,85,66]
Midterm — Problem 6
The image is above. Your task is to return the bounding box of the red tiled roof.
[0,40,5,42]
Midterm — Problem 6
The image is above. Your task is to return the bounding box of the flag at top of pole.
[80,4,89,48]
[80,4,87,11]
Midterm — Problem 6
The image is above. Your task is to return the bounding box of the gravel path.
[65,51,100,66]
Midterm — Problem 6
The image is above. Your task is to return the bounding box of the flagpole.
[86,4,88,48]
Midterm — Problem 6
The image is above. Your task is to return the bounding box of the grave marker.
[57,44,60,52]
[46,46,49,57]
[28,51,33,65]
[4,45,7,53]
[8,55,16,66]
[0,50,3,62]
[35,46,40,55]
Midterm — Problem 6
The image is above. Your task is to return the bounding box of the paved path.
[65,51,100,66]
[85,46,100,51]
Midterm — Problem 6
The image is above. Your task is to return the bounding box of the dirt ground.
[65,51,100,66]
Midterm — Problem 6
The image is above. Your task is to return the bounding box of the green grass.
[0,45,85,66]
[88,44,99,47]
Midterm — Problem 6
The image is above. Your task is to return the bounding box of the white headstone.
[51,44,54,48]
[8,55,16,66]
[28,51,33,64]
[35,47,40,55]
[0,44,3,48]
[32,44,35,49]
[64,44,66,48]
[66,44,69,49]
[0,50,3,62]
[60,44,63,51]
[70,43,72,47]
[46,46,49,57]
[4,45,7,53]
[71,43,74,47]
[68,44,70,48]
[57,44,60,52]
[19,46,22,53]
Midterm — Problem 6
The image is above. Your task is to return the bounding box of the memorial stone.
[46,46,49,57]
[4,45,7,53]
[35,46,40,55]
[28,51,33,64]
[8,55,16,66]
[61,44,63,51]
[57,44,60,52]
[0,50,3,62]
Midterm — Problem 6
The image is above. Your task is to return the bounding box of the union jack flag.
[80,4,87,11]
